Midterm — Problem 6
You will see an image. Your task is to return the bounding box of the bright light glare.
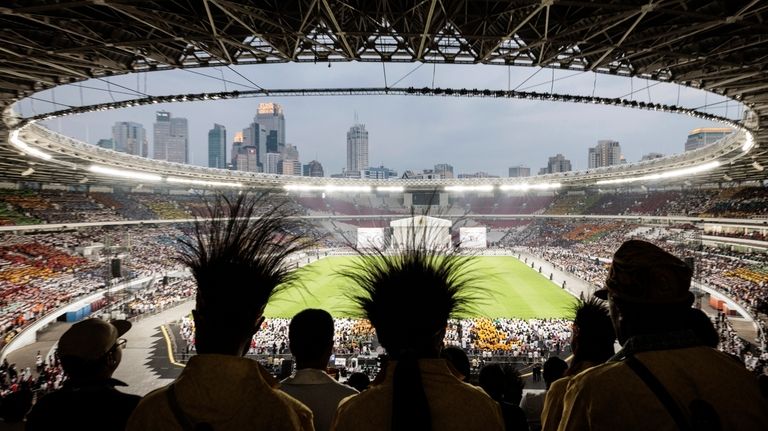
[167,177,242,188]
[444,185,494,192]
[9,130,53,160]
[499,183,562,191]
[595,161,721,185]
[376,186,404,192]
[89,165,162,182]
[742,132,755,153]
[284,184,372,193]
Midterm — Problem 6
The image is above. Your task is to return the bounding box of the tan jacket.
[126,354,314,431]
[332,359,504,431]
[559,347,768,431]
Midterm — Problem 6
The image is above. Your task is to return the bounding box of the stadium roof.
[0,1,766,188]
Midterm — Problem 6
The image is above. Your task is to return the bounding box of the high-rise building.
[508,165,531,177]
[303,160,324,177]
[363,166,397,179]
[346,122,369,174]
[684,128,733,151]
[235,146,259,172]
[283,143,299,161]
[111,122,146,156]
[588,140,622,168]
[543,154,572,174]
[434,164,454,179]
[282,159,302,176]
[243,123,267,169]
[153,111,188,164]
[208,124,226,169]
[231,131,244,168]
[264,153,281,174]
[257,103,285,153]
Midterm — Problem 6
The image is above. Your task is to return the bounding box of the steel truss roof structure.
[0,1,766,189]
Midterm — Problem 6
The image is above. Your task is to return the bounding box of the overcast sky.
[14,62,740,177]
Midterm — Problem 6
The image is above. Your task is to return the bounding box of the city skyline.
[27,63,734,177]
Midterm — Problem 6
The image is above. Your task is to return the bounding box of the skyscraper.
[264,152,281,174]
[153,111,188,164]
[303,160,324,177]
[684,128,733,151]
[543,154,572,174]
[208,124,226,169]
[257,103,285,153]
[243,122,266,169]
[588,140,622,168]
[346,121,369,174]
[112,121,146,156]
[231,131,244,168]
[508,166,531,177]
[434,164,454,179]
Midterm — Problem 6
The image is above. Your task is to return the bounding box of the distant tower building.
[153,111,188,164]
[508,165,531,177]
[235,146,259,172]
[208,124,226,169]
[434,163,454,179]
[684,128,733,151]
[243,123,267,169]
[282,159,302,176]
[363,166,398,179]
[588,140,622,168]
[283,143,299,161]
[544,154,572,174]
[257,103,286,154]
[346,118,369,175]
[231,131,244,168]
[112,122,146,156]
[303,160,325,177]
[264,153,281,174]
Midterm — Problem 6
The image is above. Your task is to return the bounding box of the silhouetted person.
[479,364,529,431]
[280,309,357,431]
[0,388,32,431]
[540,297,615,431]
[346,372,370,393]
[521,357,567,431]
[333,244,504,431]
[126,193,314,431]
[559,240,768,430]
[440,346,471,383]
[26,318,139,431]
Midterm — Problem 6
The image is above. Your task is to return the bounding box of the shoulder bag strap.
[624,354,692,431]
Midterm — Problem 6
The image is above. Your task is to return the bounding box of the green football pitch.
[264,255,577,319]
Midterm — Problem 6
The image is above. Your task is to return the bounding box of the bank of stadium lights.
[166,177,242,188]
[283,184,373,193]
[89,165,162,182]
[499,183,562,191]
[595,161,721,185]
[9,129,53,161]
[742,132,756,153]
[444,185,494,192]
[376,186,405,192]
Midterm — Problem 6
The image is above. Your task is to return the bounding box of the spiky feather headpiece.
[341,225,485,353]
[177,192,314,322]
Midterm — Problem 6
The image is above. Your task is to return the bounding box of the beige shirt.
[332,359,504,431]
[126,354,314,431]
[558,347,768,431]
[280,368,358,431]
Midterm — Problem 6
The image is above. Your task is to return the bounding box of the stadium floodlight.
[742,132,755,153]
[444,185,494,192]
[753,161,764,172]
[79,177,89,184]
[166,176,243,188]
[20,167,34,177]
[499,183,562,191]
[723,174,733,182]
[595,161,721,185]
[9,129,53,161]
[284,184,373,193]
[89,165,162,182]
[376,186,405,192]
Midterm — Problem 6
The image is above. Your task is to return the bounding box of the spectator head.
[596,240,694,344]
[0,388,32,423]
[570,296,616,364]
[57,318,130,380]
[478,364,505,401]
[178,193,314,356]
[289,308,334,369]
[440,346,471,382]
[542,357,568,388]
[346,372,370,392]
[502,365,526,405]
[342,238,484,431]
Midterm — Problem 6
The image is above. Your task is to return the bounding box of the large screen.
[357,228,387,249]
[459,227,487,248]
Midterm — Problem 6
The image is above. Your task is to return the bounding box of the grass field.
[264,255,577,319]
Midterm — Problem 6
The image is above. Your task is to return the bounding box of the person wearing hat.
[332,242,504,431]
[558,240,768,431]
[126,193,315,431]
[25,318,140,431]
